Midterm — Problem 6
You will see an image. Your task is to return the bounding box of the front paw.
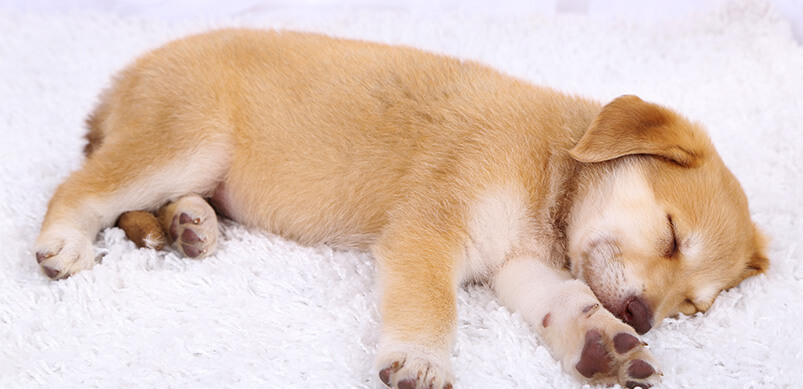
[34,227,96,279]
[573,325,660,388]
[376,345,454,389]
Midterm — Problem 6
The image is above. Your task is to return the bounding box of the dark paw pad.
[41,265,63,279]
[575,329,612,378]
[613,332,641,354]
[179,212,195,224]
[378,359,452,389]
[181,244,201,258]
[397,379,416,389]
[379,362,400,386]
[181,228,201,243]
[628,359,655,379]
[169,211,213,259]
[36,251,50,264]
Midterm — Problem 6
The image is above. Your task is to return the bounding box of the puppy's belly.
[207,173,387,250]
[209,182,239,221]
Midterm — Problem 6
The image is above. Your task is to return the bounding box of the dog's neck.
[541,98,603,270]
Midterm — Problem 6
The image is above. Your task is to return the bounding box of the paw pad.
[41,264,62,279]
[574,327,659,387]
[576,329,612,378]
[396,379,416,389]
[169,210,216,259]
[613,333,641,354]
[379,361,400,386]
[377,353,453,389]
[627,359,655,379]
[35,252,49,264]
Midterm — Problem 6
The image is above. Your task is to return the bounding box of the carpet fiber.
[1,1,802,387]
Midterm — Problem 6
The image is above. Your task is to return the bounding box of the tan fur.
[116,211,165,250]
[35,29,767,388]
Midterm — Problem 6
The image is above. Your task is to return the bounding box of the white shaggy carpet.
[1,1,802,387]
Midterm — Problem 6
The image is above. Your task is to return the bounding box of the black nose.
[622,296,652,334]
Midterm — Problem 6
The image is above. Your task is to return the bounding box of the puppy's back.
[90,29,597,248]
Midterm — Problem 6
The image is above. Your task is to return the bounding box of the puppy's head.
[565,95,768,334]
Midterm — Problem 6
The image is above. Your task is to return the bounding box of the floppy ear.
[570,95,710,167]
[740,225,770,281]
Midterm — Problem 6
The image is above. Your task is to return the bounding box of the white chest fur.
[460,186,533,283]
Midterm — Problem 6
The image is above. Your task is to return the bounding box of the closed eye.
[664,215,678,258]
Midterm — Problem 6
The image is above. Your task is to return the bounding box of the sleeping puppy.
[34,29,768,388]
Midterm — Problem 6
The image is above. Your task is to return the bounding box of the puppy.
[34,29,768,388]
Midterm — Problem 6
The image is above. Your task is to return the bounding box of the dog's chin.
[570,237,621,284]
[572,238,654,334]
[570,239,623,306]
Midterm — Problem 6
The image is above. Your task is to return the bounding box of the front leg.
[492,257,661,388]
[371,211,461,389]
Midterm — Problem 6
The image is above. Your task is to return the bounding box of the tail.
[83,99,109,156]
[83,97,169,249]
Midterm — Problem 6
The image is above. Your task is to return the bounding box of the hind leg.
[117,211,168,250]
[35,138,228,279]
[116,195,219,258]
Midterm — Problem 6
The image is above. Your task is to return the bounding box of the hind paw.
[117,211,167,250]
[162,196,218,258]
[34,226,96,279]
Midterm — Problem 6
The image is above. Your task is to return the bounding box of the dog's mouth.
[579,240,654,334]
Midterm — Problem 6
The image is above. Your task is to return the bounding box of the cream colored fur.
[34,29,768,388]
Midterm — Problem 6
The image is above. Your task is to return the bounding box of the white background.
[1,2,802,388]
[2,0,802,42]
